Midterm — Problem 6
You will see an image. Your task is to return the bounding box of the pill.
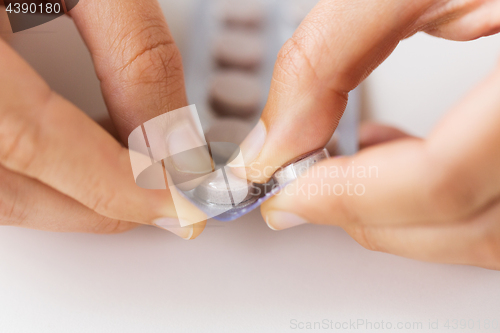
[205,118,254,146]
[205,119,254,165]
[217,0,265,29]
[194,169,255,206]
[213,30,264,70]
[209,70,262,118]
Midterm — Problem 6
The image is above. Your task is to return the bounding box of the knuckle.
[0,195,14,226]
[88,186,119,217]
[336,191,362,226]
[79,149,130,221]
[276,36,315,81]
[114,23,185,88]
[426,161,478,221]
[275,24,350,97]
[0,172,28,226]
[0,103,41,174]
[92,217,136,234]
[348,225,383,253]
[328,159,363,226]
[477,227,500,268]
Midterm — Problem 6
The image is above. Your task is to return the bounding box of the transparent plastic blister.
[129,0,361,222]
[182,148,331,222]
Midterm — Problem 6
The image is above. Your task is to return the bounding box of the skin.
[0,0,206,237]
[244,0,500,270]
[1,0,499,268]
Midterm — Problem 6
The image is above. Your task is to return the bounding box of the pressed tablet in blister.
[205,119,254,164]
[209,70,262,118]
[213,29,265,70]
[194,169,256,206]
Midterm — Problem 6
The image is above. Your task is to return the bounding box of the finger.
[0,164,204,238]
[233,0,500,183]
[0,38,205,233]
[421,0,500,41]
[0,163,137,234]
[96,116,120,142]
[359,122,413,149]
[69,0,188,142]
[343,200,500,271]
[262,63,500,228]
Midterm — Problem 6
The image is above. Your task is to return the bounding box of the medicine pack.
[129,0,360,223]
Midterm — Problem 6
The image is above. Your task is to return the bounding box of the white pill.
[194,169,254,206]
[205,118,254,146]
[217,0,265,29]
[209,70,262,118]
[213,30,264,70]
[205,119,254,164]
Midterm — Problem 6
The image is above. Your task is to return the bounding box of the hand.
[237,0,500,269]
[0,0,206,238]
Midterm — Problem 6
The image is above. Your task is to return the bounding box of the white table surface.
[2,1,500,332]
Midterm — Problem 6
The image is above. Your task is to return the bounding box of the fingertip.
[264,210,309,231]
[228,119,267,176]
[189,220,207,240]
[152,215,207,240]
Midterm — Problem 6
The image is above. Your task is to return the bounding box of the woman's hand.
[0,0,206,238]
[237,0,500,269]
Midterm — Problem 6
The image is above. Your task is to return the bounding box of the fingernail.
[167,123,213,175]
[265,211,308,231]
[153,218,195,240]
[165,122,214,191]
[229,120,266,172]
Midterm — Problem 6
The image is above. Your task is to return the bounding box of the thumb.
[230,0,455,183]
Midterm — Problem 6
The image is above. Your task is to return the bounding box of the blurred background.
[1,1,500,332]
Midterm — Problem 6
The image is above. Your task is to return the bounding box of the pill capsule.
[217,0,265,29]
[194,169,255,206]
[213,30,264,70]
[209,70,262,118]
[205,119,254,165]
[205,118,254,146]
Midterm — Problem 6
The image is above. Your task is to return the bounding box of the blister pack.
[184,0,360,157]
[129,0,360,223]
